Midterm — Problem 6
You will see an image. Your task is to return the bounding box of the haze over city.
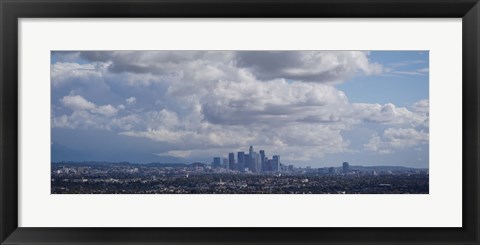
[51,51,429,168]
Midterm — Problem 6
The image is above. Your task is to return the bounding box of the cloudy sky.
[51,51,429,168]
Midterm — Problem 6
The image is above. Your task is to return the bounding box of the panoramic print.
[51,51,429,194]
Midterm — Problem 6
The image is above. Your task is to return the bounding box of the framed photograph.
[1,0,479,244]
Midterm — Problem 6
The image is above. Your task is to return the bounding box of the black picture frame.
[1,0,479,244]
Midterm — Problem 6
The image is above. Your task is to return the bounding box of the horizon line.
[51,160,429,169]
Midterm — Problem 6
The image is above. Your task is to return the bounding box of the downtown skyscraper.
[212,145,281,173]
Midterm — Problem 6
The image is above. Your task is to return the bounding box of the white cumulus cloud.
[51,51,429,164]
[364,128,429,154]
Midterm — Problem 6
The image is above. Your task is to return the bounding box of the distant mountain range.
[52,161,192,168]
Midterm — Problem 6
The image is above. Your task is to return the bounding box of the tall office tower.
[254,152,261,173]
[248,146,254,171]
[249,153,254,172]
[267,159,273,171]
[228,153,235,170]
[272,155,280,172]
[259,150,266,172]
[237,152,245,171]
[212,157,221,168]
[244,154,250,171]
[223,158,228,168]
[248,152,254,172]
[343,162,349,174]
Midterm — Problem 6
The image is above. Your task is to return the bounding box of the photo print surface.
[51,51,429,194]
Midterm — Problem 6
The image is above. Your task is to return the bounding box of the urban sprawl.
[51,145,429,194]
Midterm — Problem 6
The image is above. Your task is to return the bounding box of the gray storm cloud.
[76,50,382,83]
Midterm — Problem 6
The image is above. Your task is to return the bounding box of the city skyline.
[51,51,429,168]
[211,145,281,172]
